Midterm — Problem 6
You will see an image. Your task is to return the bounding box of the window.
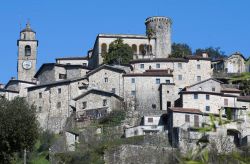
[82,63,87,66]
[131,90,136,96]
[111,88,116,93]
[206,94,210,100]
[103,99,107,106]
[206,106,210,111]
[25,45,31,56]
[167,101,171,108]
[212,87,216,92]
[156,63,160,68]
[82,102,87,109]
[156,78,160,84]
[148,118,153,123]
[59,74,67,79]
[39,92,42,98]
[101,43,107,54]
[194,115,199,127]
[166,80,170,84]
[140,64,144,69]
[197,64,201,69]
[57,102,61,109]
[185,114,190,122]
[132,44,137,54]
[104,77,108,83]
[58,88,61,94]
[224,98,228,106]
[178,63,182,69]
[167,90,169,94]
[152,104,157,109]
[197,76,201,82]
[178,75,182,80]
[131,78,135,83]
[194,94,198,99]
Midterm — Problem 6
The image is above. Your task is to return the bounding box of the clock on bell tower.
[17,22,38,82]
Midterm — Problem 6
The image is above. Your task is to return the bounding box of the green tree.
[170,43,192,58]
[103,38,133,65]
[194,47,226,59]
[0,97,39,163]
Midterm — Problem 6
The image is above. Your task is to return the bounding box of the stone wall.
[104,145,176,164]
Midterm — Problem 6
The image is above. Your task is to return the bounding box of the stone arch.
[101,43,107,54]
[132,44,137,54]
[139,44,146,55]
[25,45,31,56]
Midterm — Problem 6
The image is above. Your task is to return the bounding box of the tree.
[0,97,39,163]
[194,47,226,59]
[103,38,133,65]
[170,43,192,58]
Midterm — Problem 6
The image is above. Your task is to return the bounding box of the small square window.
[82,102,87,109]
[57,102,61,109]
[197,64,201,69]
[212,87,216,92]
[152,104,157,109]
[131,78,135,83]
[166,80,170,84]
[185,114,190,122]
[178,63,182,69]
[156,78,160,84]
[197,76,201,82]
[59,74,67,79]
[206,106,210,111]
[103,99,107,106]
[194,94,198,99]
[111,88,116,93]
[178,75,182,80]
[58,88,61,94]
[131,90,136,96]
[148,118,153,122]
[39,92,42,98]
[156,63,160,68]
[206,94,210,100]
[140,64,144,69]
[104,77,108,83]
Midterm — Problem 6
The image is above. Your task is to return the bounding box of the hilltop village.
[1,16,250,162]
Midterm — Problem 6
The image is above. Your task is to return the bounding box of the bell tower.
[17,22,38,82]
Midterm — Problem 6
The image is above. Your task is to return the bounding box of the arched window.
[101,43,107,54]
[139,44,146,55]
[132,44,137,54]
[25,45,31,56]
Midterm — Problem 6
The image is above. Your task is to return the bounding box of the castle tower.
[17,22,38,82]
[145,16,172,58]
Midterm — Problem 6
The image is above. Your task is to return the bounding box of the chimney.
[0,84,4,89]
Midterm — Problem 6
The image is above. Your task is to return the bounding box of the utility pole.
[24,149,27,164]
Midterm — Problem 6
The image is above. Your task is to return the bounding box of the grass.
[230,72,250,82]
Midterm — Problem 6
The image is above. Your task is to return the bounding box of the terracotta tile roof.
[168,107,202,114]
[221,88,241,93]
[237,96,250,102]
[123,69,173,77]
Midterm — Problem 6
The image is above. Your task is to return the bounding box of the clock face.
[22,60,32,70]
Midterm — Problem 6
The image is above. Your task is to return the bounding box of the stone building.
[56,56,88,66]
[34,63,90,85]
[88,16,172,68]
[73,89,124,120]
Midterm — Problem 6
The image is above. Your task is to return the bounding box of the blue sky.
[0,0,250,83]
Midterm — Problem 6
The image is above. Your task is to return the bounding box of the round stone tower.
[145,16,172,58]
